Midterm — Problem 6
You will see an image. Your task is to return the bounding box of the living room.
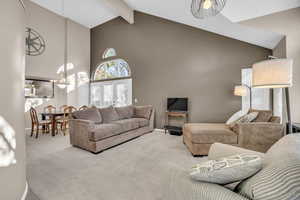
[1,0,300,200]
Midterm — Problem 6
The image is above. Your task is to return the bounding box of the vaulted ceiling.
[30,0,300,49]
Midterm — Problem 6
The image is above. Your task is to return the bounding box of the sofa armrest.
[69,119,95,147]
[269,116,281,123]
[149,109,155,130]
[208,143,264,160]
[237,122,284,152]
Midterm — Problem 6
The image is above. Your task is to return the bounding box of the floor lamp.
[252,59,293,134]
[234,85,252,109]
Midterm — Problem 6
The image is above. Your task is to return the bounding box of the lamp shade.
[234,85,247,96]
[252,59,293,88]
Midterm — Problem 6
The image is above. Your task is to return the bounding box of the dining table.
[41,112,65,136]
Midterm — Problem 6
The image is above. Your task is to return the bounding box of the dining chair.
[60,106,77,135]
[30,107,51,139]
[54,105,68,131]
[44,105,60,133]
[79,105,88,111]
[44,105,56,113]
[59,105,68,112]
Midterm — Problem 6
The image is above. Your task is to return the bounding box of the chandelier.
[191,0,227,19]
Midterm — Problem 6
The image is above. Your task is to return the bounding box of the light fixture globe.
[191,0,227,19]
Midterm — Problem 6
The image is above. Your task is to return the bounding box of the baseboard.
[21,181,28,200]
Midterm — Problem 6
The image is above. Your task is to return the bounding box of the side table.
[286,123,300,134]
[164,111,188,135]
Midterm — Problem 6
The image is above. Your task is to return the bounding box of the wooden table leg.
[51,116,56,137]
[42,114,46,131]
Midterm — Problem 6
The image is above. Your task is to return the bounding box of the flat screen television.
[167,98,188,112]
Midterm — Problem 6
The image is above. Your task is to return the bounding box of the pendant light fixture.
[191,0,227,19]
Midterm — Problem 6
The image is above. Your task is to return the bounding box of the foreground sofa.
[69,105,154,153]
[183,110,284,156]
[172,134,300,200]
[201,134,300,200]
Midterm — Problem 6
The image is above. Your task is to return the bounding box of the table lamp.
[234,85,252,109]
[252,58,293,134]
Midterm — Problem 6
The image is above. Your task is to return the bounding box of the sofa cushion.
[190,154,262,185]
[131,118,149,128]
[250,109,272,122]
[229,112,258,130]
[115,105,134,120]
[99,106,120,123]
[89,123,122,142]
[134,105,152,119]
[184,123,238,144]
[265,134,300,165]
[113,119,140,132]
[72,107,102,123]
[138,118,149,127]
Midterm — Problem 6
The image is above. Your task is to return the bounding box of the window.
[94,59,131,81]
[103,48,117,59]
[91,48,132,108]
[90,79,132,108]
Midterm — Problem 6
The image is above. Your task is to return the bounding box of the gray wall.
[25,1,90,129]
[91,12,271,128]
[0,0,26,199]
[241,7,300,123]
[66,20,90,108]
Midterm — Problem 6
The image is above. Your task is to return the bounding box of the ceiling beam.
[101,0,134,24]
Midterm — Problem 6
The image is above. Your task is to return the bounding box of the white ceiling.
[30,0,118,28]
[30,0,300,49]
[222,0,300,22]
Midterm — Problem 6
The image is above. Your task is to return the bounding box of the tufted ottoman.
[183,123,238,156]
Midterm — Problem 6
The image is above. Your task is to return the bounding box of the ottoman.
[183,123,238,156]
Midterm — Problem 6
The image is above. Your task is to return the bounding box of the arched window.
[94,59,131,81]
[102,48,117,59]
[91,49,132,108]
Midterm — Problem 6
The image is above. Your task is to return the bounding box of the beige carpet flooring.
[26,131,206,200]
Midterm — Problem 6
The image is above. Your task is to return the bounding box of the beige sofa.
[183,110,285,156]
[69,105,154,153]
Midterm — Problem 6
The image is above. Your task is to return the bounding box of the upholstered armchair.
[183,110,285,156]
[234,120,284,152]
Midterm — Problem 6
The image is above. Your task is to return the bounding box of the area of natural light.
[0,116,16,167]
[90,79,132,108]
[56,63,75,75]
[25,98,50,113]
[102,48,117,59]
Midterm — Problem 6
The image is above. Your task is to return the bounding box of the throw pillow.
[229,112,259,129]
[226,110,245,125]
[115,105,134,120]
[250,109,272,122]
[190,154,262,185]
[99,106,120,123]
[134,105,153,119]
[72,107,102,123]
